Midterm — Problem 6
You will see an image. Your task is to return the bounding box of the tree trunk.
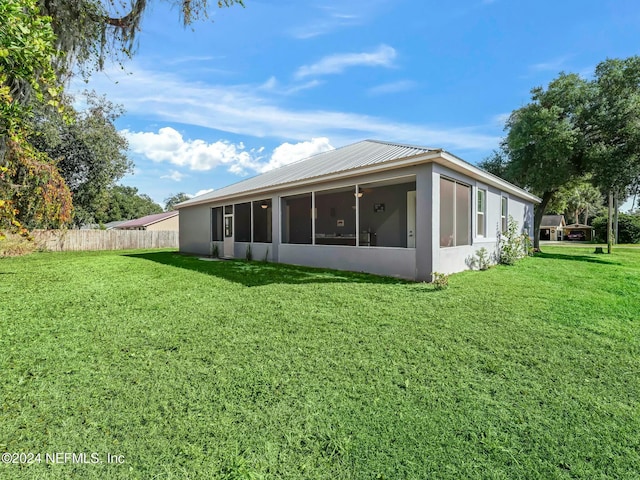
[614,191,619,244]
[607,190,613,254]
[533,191,555,252]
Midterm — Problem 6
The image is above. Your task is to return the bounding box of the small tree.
[1,0,72,236]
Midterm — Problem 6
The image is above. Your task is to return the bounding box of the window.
[234,202,251,242]
[477,189,486,237]
[224,216,233,238]
[211,207,223,241]
[501,197,508,232]
[440,177,471,247]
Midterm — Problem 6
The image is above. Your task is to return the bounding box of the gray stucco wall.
[234,242,273,262]
[430,164,535,275]
[178,162,536,280]
[279,244,416,279]
[179,203,211,255]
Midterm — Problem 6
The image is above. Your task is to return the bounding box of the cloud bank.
[124,128,335,176]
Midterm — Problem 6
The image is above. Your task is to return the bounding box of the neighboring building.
[176,140,540,281]
[563,223,594,241]
[540,215,566,241]
[103,220,128,230]
[116,211,179,231]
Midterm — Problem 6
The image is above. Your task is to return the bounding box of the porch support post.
[415,164,434,281]
[271,195,280,262]
[355,185,360,247]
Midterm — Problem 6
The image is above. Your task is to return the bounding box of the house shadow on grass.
[124,251,412,287]
[535,251,622,266]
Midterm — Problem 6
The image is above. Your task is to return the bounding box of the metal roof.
[177,140,434,207]
[176,139,540,208]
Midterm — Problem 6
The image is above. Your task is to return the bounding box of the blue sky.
[80,0,640,208]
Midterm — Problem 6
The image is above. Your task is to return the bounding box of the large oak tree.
[480,73,591,250]
[482,57,640,251]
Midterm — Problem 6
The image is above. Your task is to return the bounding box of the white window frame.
[476,188,486,238]
[501,196,508,233]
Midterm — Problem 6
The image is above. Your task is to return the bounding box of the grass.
[0,246,639,479]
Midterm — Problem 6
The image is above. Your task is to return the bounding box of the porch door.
[407,191,416,248]
[223,205,234,258]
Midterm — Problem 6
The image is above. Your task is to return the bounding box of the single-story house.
[176,140,540,281]
[540,214,566,241]
[116,211,179,231]
[563,223,594,241]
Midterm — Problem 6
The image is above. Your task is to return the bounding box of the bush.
[592,214,640,244]
[431,272,449,290]
[498,216,527,265]
[0,234,37,257]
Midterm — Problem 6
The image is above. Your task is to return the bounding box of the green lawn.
[1,247,638,479]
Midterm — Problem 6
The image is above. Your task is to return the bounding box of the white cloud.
[161,170,188,182]
[123,128,335,177]
[289,5,364,39]
[259,76,323,95]
[368,80,416,96]
[123,127,262,174]
[288,1,389,39]
[259,138,334,172]
[295,45,397,79]
[290,14,362,39]
[80,63,499,152]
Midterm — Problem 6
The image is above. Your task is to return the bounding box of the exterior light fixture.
[260,201,268,209]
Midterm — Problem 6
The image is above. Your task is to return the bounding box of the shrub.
[498,215,527,265]
[211,243,219,258]
[0,234,37,257]
[431,272,449,290]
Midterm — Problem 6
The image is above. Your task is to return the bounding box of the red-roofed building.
[116,211,179,231]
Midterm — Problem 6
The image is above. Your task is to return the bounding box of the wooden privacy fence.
[32,230,179,252]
